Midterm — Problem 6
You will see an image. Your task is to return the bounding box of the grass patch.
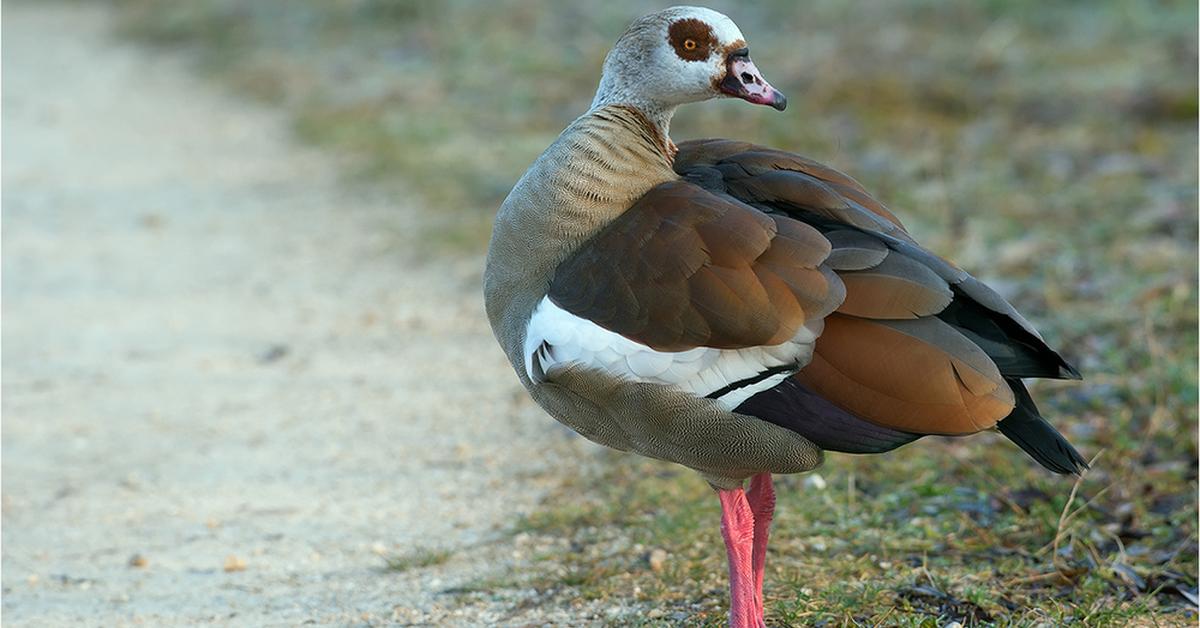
[110,0,1197,624]
[382,547,452,573]
[505,447,1197,625]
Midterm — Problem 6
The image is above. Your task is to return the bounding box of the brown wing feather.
[679,140,1075,379]
[676,139,910,238]
[548,180,843,352]
[837,251,953,319]
[676,138,1023,435]
[824,229,889,270]
[794,314,1014,435]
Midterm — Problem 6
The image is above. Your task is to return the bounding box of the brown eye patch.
[668,18,716,62]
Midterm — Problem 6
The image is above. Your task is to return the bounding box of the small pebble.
[648,548,668,572]
[223,555,247,572]
[257,344,289,364]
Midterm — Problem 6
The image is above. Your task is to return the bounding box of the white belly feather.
[524,297,818,409]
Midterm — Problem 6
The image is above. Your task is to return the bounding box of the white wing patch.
[524,297,819,409]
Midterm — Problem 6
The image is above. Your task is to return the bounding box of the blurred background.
[4,0,1197,625]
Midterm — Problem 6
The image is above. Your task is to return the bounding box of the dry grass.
[114,0,1197,624]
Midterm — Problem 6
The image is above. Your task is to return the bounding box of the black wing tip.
[1059,361,1083,381]
[1050,438,1091,476]
[996,413,1089,476]
[998,378,1089,475]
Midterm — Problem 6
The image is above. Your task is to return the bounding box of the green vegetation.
[504,449,1195,626]
[114,0,1196,624]
[382,547,453,573]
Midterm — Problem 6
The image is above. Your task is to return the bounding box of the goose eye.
[683,39,697,51]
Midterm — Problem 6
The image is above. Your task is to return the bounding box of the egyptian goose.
[484,6,1085,626]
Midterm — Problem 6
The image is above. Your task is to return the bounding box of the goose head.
[591,6,787,118]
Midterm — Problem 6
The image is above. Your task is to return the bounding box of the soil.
[1,4,581,625]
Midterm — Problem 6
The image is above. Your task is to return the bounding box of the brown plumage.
[549,180,840,351]
[796,314,1015,434]
[672,139,1082,443]
[542,137,1082,441]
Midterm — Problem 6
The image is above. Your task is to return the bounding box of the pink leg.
[718,487,762,628]
[746,473,775,625]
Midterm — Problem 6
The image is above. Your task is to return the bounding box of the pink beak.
[718,49,787,111]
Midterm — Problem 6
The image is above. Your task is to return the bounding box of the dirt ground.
[2,4,581,625]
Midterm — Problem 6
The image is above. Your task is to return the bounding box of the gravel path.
[2,4,569,625]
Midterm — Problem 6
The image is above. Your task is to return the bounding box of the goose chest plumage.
[483,6,1085,626]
